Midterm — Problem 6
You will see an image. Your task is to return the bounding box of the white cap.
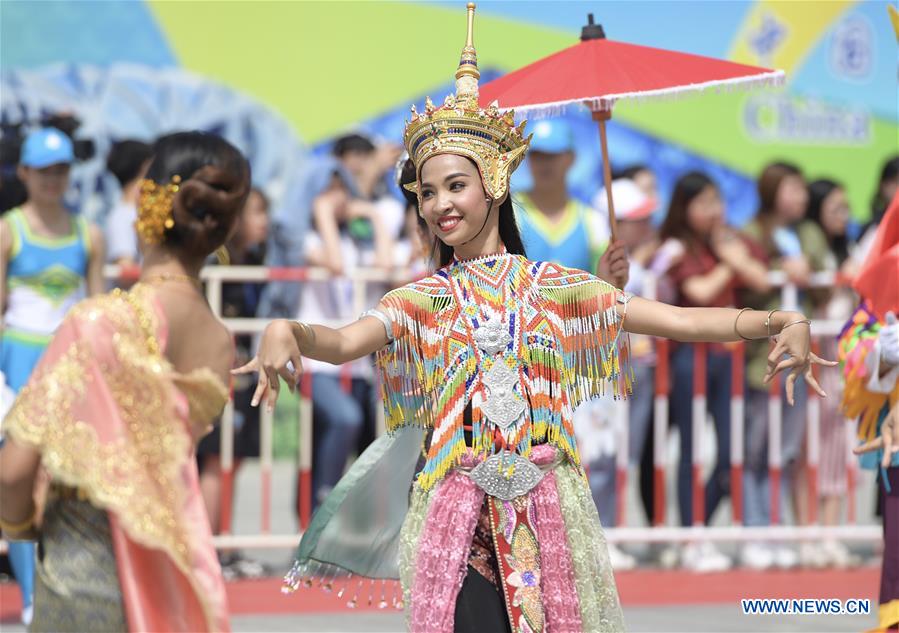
[595,178,656,220]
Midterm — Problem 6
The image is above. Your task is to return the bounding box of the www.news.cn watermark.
[741,599,871,616]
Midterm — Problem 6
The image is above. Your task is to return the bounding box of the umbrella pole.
[592,109,618,242]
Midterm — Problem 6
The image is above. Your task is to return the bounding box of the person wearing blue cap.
[514,118,628,287]
[515,119,636,571]
[0,126,105,626]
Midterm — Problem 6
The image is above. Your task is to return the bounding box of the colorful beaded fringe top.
[376,252,632,490]
[839,302,899,443]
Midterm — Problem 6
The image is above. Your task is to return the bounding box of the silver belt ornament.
[468,451,545,500]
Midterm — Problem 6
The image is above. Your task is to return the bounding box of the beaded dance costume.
[378,252,631,490]
[286,253,631,632]
[284,5,630,631]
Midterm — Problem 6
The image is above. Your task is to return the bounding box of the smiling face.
[418,153,497,248]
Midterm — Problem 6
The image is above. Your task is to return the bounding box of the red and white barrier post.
[691,343,707,526]
[260,403,274,534]
[846,422,858,525]
[653,338,669,526]
[219,396,236,535]
[615,398,629,527]
[768,374,782,526]
[805,341,821,526]
[730,342,745,525]
[298,371,313,529]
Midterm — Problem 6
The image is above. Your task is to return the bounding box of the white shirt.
[296,197,404,378]
[105,200,139,263]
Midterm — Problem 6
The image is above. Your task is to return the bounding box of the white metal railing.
[3,264,876,555]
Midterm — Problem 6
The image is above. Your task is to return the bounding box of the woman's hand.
[710,227,749,267]
[781,256,811,286]
[763,314,837,405]
[597,241,629,289]
[232,319,304,412]
[853,403,898,468]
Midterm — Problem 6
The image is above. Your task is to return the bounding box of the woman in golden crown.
[0,132,250,632]
[237,6,833,631]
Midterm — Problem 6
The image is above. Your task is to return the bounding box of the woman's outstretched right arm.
[232,311,391,411]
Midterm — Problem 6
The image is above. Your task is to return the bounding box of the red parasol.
[479,14,784,240]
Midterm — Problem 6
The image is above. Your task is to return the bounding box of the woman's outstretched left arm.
[620,296,836,404]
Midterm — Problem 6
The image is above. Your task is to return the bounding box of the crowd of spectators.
[2,120,898,579]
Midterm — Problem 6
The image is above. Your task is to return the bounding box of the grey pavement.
[1,606,878,633]
[229,605,876,632]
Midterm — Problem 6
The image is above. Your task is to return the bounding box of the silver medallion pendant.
[481,361,526,430]
[469,451,545,500]
[474,312,512,356]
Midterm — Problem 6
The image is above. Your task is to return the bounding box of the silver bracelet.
[360,309,394,343]
[616,291,634,324]
[780,318,811,333]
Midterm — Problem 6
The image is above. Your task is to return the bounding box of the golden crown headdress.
[403,3,530,201]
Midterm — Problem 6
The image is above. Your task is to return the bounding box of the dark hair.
[247,186,270,213]
[145,131,250,259]
[332,134,375,158]
[401,156,526,268]
[757,161,803,218]
[615,164,651,180]
[871,155,899,221]
[398,157,429,235]
[658,171,716,246]
[106,139,153,187]
[755,161,804,249]
[808,178,849,264]
[878,156,899,189]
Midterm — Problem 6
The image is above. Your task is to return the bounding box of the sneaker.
[219,551,270,580]
[230,556,269,579]
[21,604,33,627]
[607,542,637,571]
[740,542,775,570]
[799,542,827,569]
[657,544,681,570]
[682,542,732,573]
[773,544,798,569]
[820,540,855,569]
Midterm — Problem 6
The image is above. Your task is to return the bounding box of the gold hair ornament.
[136,174,181,245]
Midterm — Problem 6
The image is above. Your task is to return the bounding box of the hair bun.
[171,165,250,255]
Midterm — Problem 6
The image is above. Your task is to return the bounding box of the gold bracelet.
[293,321,315,352]
[780,318,811,333]
[764,309,781,338]
[733,307,753,341]
[0,513,34,534]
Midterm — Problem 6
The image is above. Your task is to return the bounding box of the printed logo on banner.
[743,94,870,145]
[747,13,788,66]
[829,15,874,80]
